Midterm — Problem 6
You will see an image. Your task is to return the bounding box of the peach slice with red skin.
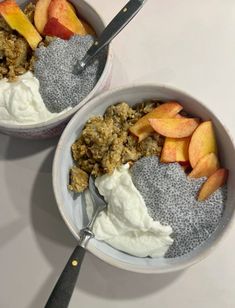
[35,0,93,37]
[161,137,191,163]
[0,0,42,49]
[43,17,74,40]
[198,168,228,201]
[48,0,86,36]
[189,121,217,168]
[129,102,183,142]
[148,118,200,138]
[34,0,51,34]
[188,152,220,178]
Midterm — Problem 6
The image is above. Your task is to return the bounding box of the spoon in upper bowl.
[73,0,147,74]
[45,176,107,308]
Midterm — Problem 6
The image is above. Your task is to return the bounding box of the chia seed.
[131,156,227,258]
[34,35,107,113]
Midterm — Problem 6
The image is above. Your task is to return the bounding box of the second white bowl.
[53,84,235,273]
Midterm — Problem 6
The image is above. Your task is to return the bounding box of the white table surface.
[1,0,235,307]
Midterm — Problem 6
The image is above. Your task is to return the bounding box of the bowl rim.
[53,83,235,273]
[0,0,112,130]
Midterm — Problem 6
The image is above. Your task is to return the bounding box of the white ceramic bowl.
[53,85,235,273]
[0,0,112,139]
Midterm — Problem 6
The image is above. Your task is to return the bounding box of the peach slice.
[198,168,228,201]
[34,0,51,34]
[0,0,42,49]
[67,1,95,35]
[189,121,217,168]
[148,118,200,138]
[67,1,76,13]
[175,114,185,119]
[161,137,191,163]
[81,19,96,35]
[43,17,74,40]
[189,153,220,178]
[175,113,187,119]
[129,102,183,142]
[48,0,86,36]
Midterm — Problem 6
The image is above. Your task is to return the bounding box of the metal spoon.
[45,176,107,308]
[74,0,147,74]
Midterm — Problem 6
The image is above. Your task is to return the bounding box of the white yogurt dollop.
[0,72,71,125]
[87,164,173,258]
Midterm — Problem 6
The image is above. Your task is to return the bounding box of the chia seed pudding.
[131,156,227,258]
[34,35,107,113]
[69,100,228,259]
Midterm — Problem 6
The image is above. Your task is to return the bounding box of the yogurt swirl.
[0,72,71,125]
[86,164,173,258]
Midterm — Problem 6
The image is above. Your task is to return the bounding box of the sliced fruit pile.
[35,0,94,39]
[130,102,229,201]
[0,0,94,49]
[0,0,42,49]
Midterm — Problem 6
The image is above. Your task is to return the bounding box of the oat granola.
[69,101,164,193]
[0,3,36,80]
[0,2,57,81]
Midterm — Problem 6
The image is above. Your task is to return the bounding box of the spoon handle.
[79,0,147,69]
[44,245,86,308]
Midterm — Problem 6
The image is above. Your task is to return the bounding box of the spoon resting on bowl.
[73,0,147,74]
[45,176,107,308]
